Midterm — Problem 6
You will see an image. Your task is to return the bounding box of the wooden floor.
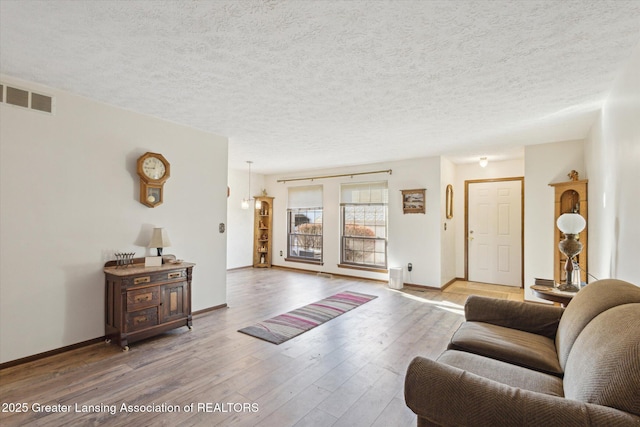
[0,268,523,427]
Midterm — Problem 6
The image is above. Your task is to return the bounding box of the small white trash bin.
[388,267,403,289]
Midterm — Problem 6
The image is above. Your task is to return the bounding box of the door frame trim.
[464,176,524,287]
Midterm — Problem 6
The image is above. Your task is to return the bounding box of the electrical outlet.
[408,263,413,272]
[280,250,283,256]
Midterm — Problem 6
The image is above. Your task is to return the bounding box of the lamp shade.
[147,227,172,248]
[557,213,586,234]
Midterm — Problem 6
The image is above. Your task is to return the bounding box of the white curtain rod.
[277,169,392,184]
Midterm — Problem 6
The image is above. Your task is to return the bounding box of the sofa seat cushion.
[449,321,562,375]
[437,350,564,397]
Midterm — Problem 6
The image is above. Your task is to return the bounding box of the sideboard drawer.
[126,307,159,332]
[127,286,160,311]
[150,269,187,283]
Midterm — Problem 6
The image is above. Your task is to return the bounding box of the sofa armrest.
[405,356,639,426]
[464,295,564,338]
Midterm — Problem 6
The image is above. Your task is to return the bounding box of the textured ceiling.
[1,0,639,174]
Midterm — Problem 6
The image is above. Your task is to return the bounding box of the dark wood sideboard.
[104,256,194,350]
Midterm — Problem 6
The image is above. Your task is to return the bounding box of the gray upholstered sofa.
[405,279,640,426]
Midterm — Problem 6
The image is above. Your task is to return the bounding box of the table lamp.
[556,213,586,292]
[148,227,171,256]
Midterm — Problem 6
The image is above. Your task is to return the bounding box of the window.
[287,185,323,263]
[340,182,388,269]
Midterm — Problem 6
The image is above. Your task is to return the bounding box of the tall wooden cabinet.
[549,180,588,284]
[104,257,194,350]
[253,196,274,267]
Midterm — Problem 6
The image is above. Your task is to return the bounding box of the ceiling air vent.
[1,83,54,114]
[6,86,29,108]
[31,92,52,113]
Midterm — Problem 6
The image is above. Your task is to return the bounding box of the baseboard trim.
[193,303,227,315]
[272,265,387,284]
[337,263,388,274]
[403,282,442,291]
[226,265,253,271]
[403,277,463,291]
[442,277,463,290]
[0,336,106,370]
[1,304,229,370]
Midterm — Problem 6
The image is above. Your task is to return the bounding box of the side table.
[530,285,576,307]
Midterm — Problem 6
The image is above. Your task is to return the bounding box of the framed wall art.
[401,189,426,214]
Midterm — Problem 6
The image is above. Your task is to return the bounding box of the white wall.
[0,76,228,363]
[453,159,525,278]
[263,157,445,287]
[226,168,264,269]
[585,44,640,284]
[523,139,585,301]
[440,157,456,284]
[389,157,442,287]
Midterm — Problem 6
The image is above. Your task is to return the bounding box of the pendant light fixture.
[242,161,253,209]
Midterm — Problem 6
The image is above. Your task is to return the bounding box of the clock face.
[142,156,166,180]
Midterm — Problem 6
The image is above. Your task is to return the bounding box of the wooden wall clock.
[136,152,170,207]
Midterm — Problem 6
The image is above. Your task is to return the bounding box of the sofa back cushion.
[556,279,640,370]
[563,303,640,416]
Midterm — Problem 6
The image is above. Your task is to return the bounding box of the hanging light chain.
[242,160,253,209]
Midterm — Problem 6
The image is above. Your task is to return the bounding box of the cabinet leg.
[122,346,129,352]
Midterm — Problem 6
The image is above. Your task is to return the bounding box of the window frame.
[339,202,388,271]
[286,206,324,265]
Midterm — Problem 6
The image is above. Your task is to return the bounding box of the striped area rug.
[238,291,378,344]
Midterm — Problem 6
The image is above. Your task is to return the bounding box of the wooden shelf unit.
[253,196,274,268]
[549,180,588,284]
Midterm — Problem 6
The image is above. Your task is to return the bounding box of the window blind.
[287,185,323,208]
[340,181,388,204]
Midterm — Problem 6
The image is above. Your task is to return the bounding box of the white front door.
[468,180,522,287]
